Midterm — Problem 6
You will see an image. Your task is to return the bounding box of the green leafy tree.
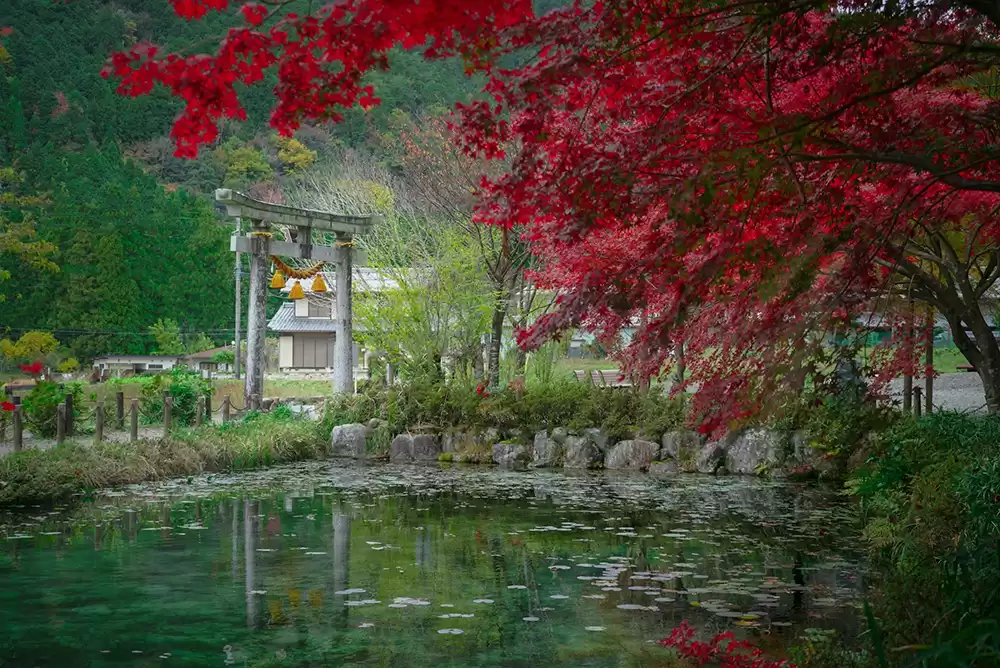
[0,330,58,361]
[148,318,184,355]
[185,332,215,354]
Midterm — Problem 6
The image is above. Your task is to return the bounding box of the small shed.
[92,355,182,377]
[183,346,235,375]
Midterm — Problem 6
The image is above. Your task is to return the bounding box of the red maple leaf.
[1,401,15,412]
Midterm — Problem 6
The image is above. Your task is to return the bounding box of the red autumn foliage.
[1,401,15,412]
[19,361,43,377]
[659,621,794,668]
[104,1,1000,427]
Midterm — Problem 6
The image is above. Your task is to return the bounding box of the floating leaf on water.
[472,599,494,604]
[437,629,464,635]
[522,616,539,622]
[585,626,606,632]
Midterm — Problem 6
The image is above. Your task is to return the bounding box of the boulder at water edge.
[563,433,603,469]
[649,460,679,475]
[390,433,442,463]
[661,430,703,469]
[724,428,782,474]
[493,443,529,469]
[604,439,661,470]
[331,423,369,459]
[531,431,563,468]
[695,443,726,474]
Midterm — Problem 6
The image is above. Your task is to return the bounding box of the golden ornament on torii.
[215,189,379,403]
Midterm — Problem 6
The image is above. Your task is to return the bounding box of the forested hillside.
[0,0,483,361]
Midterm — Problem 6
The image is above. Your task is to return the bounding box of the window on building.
[308,299,330,318]
[147,364,163,370]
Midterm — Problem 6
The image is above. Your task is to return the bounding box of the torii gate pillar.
[333,235,353,394]
[244,228,270,408]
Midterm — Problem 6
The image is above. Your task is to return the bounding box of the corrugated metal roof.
[267,303,338,333]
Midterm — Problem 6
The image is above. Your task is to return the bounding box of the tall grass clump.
[0,406,328,506]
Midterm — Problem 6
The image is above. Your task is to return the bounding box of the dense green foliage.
[21,380,83,438]
[137,368,212,426]
[0,0,486,359]
[850,413,1000,667]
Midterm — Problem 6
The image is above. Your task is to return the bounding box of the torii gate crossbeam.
[215,189,377,404]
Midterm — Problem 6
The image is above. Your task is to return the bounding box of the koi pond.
[0,464,866,666]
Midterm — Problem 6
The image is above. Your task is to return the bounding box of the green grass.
[0,410,330,506]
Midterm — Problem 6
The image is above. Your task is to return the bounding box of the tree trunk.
[472,340,484,380]
[514,347,527,377]
[487,300,507,388]
[939,304,1000,413]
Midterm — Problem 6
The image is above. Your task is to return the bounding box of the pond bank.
[331,421,841,481]
[0,411,328,506]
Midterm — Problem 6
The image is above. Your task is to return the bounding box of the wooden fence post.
[164,396,172,435]
[95,401,104,444]
[222,395,231,424]
[205,393,212,422]
[130,399,139,443]
[116,391,125,429]
[56,403,66,446]
[12,406,22,452]
[64,393,74,437]
[196,396,205,427]
[913,387,922,418]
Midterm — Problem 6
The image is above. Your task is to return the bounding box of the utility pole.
[234,217,242,380]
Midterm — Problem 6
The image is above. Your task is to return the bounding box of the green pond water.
[0,463,866,667]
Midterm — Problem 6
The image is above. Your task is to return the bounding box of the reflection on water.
[0,463,866,666]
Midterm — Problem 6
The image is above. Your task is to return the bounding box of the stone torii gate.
[215,189,376,403]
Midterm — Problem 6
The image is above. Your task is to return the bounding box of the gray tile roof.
[267,303,338,333]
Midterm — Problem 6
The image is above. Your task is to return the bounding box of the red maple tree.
[104,0,1000,427]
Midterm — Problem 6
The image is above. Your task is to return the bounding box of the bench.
[957,364,977,372]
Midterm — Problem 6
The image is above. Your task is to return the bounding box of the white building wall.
[294,299,309,317]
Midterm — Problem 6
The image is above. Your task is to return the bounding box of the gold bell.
[270,269,286,289]
[311,272,327,293]
[289,280,305,300]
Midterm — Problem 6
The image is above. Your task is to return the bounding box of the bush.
[320,378,686,443]
[139,368,212,426]
[21,380,83,437]
[849,412,1000,666]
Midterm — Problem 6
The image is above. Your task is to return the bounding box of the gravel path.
[886,371,988,414]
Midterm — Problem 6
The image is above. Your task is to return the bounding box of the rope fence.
[1,389,328,451]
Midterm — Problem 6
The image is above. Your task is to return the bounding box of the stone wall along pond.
[331,422,837,479]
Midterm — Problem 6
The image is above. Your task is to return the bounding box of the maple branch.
[789,150,1000,192]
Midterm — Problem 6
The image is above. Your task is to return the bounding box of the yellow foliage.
[57,357,79,373]
[1,331,58,361]
[276,136,317,174]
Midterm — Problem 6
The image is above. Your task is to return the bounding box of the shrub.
[139,368,212,426]
[21,380,83,437]
[849,412,1000,666]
